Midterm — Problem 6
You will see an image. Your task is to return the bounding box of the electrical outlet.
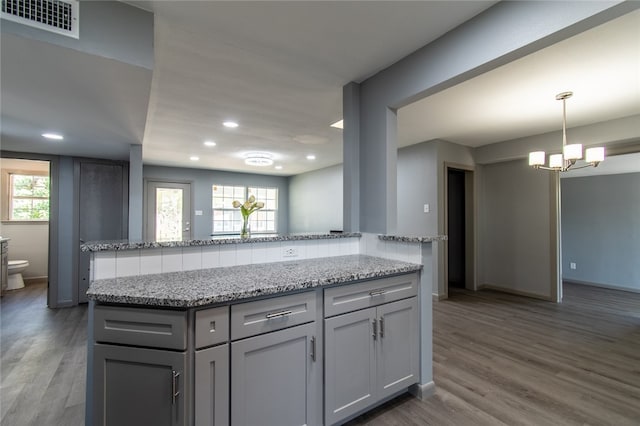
[424,204,430,213]
[570,262,576,270]
[283,247,298,257]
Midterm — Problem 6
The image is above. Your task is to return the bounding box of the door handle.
[171,370,180,405]
[379,316,385,338]
[372,318,377,341]
[310,336,316,362]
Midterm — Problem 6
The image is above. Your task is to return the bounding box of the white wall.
[0,223,49,279]
[288,165,343,233]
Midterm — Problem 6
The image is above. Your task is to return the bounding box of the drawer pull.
[171,370,180,405]
[265,310,293,319]
[369,289,387,297]
[310,336,316,362]
[379,316,385,338]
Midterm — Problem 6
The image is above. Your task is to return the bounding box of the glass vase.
[240,218,250,239]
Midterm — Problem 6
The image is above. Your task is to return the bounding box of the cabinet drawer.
[195,305,229,349]
[231,291,316,340]
[324,273,418,317]
[94,305,187,350]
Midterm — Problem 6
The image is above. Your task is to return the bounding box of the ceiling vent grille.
[1,0,79,38]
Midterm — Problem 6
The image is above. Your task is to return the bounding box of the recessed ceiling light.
[306,154,316,160]
[275,165,283,170]
[244,152,274,166]
[223,121,239,128]
[190,156,200,161]
[204,140,216,147]
[42,133,64,140]
[330,119,344,130]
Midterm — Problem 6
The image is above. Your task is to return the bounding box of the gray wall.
[288,165,343,233]
[397,142,438,236]
[143,166,289,239]
[478,159,557,299]
[561,173,640,292]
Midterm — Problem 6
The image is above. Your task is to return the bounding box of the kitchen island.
[85,233,441,425]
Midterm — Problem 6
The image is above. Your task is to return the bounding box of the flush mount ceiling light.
[330,119,344,129]
[306,154,316,160]
[189,156,200,161]
[42,132,64,140]
[274,165,283,170]
[223,121,239,128]
[203,140,216,147]
[244,152,274,166]
[528,91,605,172]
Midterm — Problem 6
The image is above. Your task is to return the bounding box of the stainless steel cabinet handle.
[171,370,180,405]
[372,318,377,341]
[265,310,293,319]
[379,317,385,338]
[369,289,387,297]
[310,336,316,362]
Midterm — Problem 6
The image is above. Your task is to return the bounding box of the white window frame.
[212,185,278,235]
[4,171,50,221]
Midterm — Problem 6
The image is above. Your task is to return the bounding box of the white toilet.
[7,260,29,290]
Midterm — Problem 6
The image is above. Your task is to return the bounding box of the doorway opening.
[0,158,51,294]
[145,180,193,241]
[444,164,475,298]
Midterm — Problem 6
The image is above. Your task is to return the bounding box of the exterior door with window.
[146,181,192,242]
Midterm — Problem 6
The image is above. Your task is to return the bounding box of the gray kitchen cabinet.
[231,321,319,426]
[93,344,187,426]
[195,344,229,426]
[324,297,418,425]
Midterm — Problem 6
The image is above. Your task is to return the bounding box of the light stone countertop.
[87,254,422,308]
[81,232,361,252]
[378,234,447,243]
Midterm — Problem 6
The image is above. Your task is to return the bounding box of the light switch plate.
[195,210,203,216]
[423,204,430,213]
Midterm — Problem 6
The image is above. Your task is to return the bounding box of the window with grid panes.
[8,173,50,221]
[212,185,277,234]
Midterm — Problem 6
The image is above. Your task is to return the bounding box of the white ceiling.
[1,2,639,176]
[398,9,640,149]
[132,0,497,175]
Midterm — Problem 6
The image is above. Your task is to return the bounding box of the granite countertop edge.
[87,254,422,308]
[378,234,447,243]
[81,232,362,252]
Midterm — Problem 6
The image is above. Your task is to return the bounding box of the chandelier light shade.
[528,91,605,172]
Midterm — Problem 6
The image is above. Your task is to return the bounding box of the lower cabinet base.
[409,380,436,401]
[328,387,417,426]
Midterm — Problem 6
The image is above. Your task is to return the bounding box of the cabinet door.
[377,297,419,400]
[231,322,318,426]
[195,344,229,426]
[93,344,186,426]
[324,307,377,425]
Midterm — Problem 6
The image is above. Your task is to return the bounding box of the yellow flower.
[255,201,265,209]
[232,200,241,208]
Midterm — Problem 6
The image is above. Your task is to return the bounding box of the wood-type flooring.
[1,282,639,425]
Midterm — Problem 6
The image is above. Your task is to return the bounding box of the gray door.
[146,181,192,242]
[376,297,419,400]
[231,322,318,426]
[324,307,377,425]
[77,160,128,303]
[93,344,186,426]
[195,344,229,426]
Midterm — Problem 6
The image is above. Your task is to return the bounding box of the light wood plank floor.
[1,282,639,425]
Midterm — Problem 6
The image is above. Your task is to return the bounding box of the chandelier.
[528,91,605,171]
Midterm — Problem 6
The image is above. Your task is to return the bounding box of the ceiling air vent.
[1,0,79,38]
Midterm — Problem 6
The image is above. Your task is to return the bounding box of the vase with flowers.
[232,195,264,239]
